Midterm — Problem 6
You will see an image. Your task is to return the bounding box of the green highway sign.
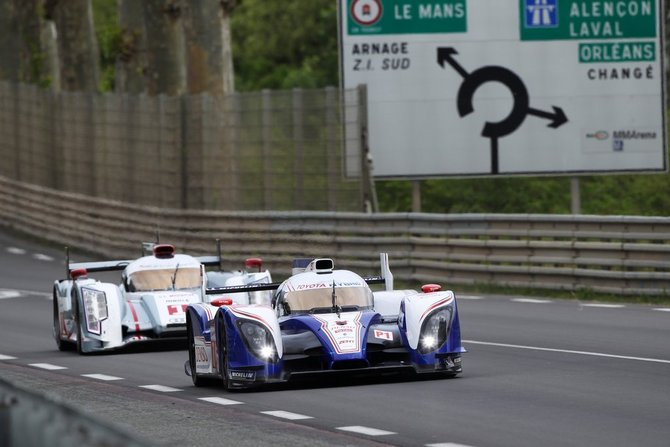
[347,0,467,35]
[520,0,656,40]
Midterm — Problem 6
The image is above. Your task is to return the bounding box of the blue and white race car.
[53,244,272,354]
[184,254,465,389]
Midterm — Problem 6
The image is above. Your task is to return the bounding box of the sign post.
[339,0,666,179]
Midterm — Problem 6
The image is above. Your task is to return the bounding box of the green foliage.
[231,0,339,91]
[580,173,670,216]
[92,0,121,92]
[377,172,670,215]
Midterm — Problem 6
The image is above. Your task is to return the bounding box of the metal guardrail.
[1,175,669,295]
[0,377,154,447]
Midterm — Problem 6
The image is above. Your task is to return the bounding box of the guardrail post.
[571,176,581,214]
[262,89,273,210]
[0,394,17,447]
[357,84,378,213]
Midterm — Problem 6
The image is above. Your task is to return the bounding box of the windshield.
[128,268,201,292]
[283,286,372,314]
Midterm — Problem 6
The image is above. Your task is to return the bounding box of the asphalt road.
[1,228,669,447]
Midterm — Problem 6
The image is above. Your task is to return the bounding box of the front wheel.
[218,317,230,390]
[187,315,205,387]
[52,288,71,351]
[74,294,87,355]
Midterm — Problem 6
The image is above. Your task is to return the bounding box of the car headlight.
[418,307,452,354]
[82,288,108,335]
[236,320,277,361]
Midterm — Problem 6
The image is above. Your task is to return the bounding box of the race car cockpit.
[277,284,374,316]
[126,267,202,292]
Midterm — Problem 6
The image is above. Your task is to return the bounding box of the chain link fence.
[0,82,365,211]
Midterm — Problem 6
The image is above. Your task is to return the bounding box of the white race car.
[52,244,271,354]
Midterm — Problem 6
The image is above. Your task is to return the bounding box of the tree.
[46,0,100,92]
[182,0,236,95]
[0,0,22,82]
[231,0,339,91]
[0,0,49,86]
[142,0,186,96]
[114,0,144,94]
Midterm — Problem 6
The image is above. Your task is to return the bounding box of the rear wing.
[65,247,132,277]
[196,256,222,267]
[142,240,222,269]
[206,281,282,295]
[65,242,223,278]
[205,253,394,296]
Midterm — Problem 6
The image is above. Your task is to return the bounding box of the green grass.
[448,282,670,305]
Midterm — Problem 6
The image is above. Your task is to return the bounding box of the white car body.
[52,244,271,354]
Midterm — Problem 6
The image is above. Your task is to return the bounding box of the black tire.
[187,315,205,387]
[218,317,230,390]
[52,287,71,351]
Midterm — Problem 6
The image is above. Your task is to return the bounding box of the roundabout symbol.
[437,47,568,174]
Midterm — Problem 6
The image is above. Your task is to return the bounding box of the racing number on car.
[167,304,189,315]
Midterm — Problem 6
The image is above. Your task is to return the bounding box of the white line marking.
[653,308,670,312]
[0,288,51,299]
[464,340,670,364]
[6,247,26,255]
[198,397,244,406]
[511,298,552,304]
[581,303,626,309]
[0,354,17,360]
[82,374,123,381]
[426,443,477,447]
[138,385,182,392]
[30,363,67,370]
[33,253,54,262]
[336,426,396,436]
[458,295,483,300]
[0,290,21,300]
[261,410,313,420]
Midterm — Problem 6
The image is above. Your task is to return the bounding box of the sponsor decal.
[374,329,393,341]
[599,129,657,152]
[195,345,208,363]
[296,283,327,290]
[314,313,363,354]
[167,304,189,315]
[612,130,657,140]
[229,370,256,381]
[585,130,609,140]
[294,281,364,290]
